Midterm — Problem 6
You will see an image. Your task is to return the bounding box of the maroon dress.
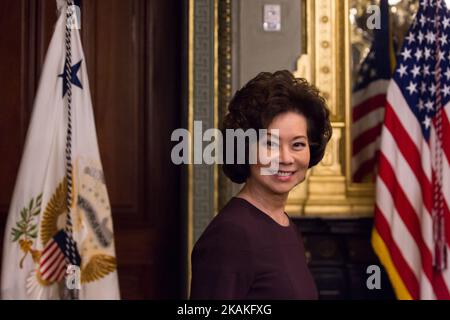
[190,197,318,300]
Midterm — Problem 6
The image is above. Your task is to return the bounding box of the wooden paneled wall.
[0,0,183,299]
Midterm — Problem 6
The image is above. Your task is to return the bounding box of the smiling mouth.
[275,170,296,177]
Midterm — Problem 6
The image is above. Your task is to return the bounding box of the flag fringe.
[371,229,413,300]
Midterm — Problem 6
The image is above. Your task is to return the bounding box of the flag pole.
[63,0,80,300]
[432,0,447,272]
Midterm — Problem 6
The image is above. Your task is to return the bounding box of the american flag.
[372,0,450,299]
[351,0,393,182]
[38,230,81,283]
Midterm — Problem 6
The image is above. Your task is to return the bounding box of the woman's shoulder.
[194,197,258,248]
[214,197,263,228]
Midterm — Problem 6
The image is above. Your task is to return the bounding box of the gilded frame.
[291,0,375,217]
[213,0,376,218]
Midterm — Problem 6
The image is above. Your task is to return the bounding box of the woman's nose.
[279,145,294,164]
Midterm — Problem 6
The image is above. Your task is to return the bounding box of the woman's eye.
[293,142,306,149]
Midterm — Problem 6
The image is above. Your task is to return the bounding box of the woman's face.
[248,111,311,196]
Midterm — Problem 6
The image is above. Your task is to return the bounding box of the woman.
[190,70,332,299]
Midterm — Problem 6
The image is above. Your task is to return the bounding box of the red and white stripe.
[39,239,67,283]
[352,79,390,182]
[374,80,450,299]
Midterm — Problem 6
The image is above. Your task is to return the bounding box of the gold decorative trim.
[214,0,219,217]
[218,0,233,211]
[291,0,374,217]
[315,0,337,115]
[344,0,375,198]
[186,0,221,298]
[294,0,314,83]
[187,0,194,297]
[289,0,315,215]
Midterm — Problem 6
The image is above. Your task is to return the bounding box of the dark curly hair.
[222,70,332,184]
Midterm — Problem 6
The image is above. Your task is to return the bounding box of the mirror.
[349,0,418,183]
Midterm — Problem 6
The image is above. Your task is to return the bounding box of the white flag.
[1,1,120,299]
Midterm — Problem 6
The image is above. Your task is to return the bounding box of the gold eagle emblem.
[39,177,117,285]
